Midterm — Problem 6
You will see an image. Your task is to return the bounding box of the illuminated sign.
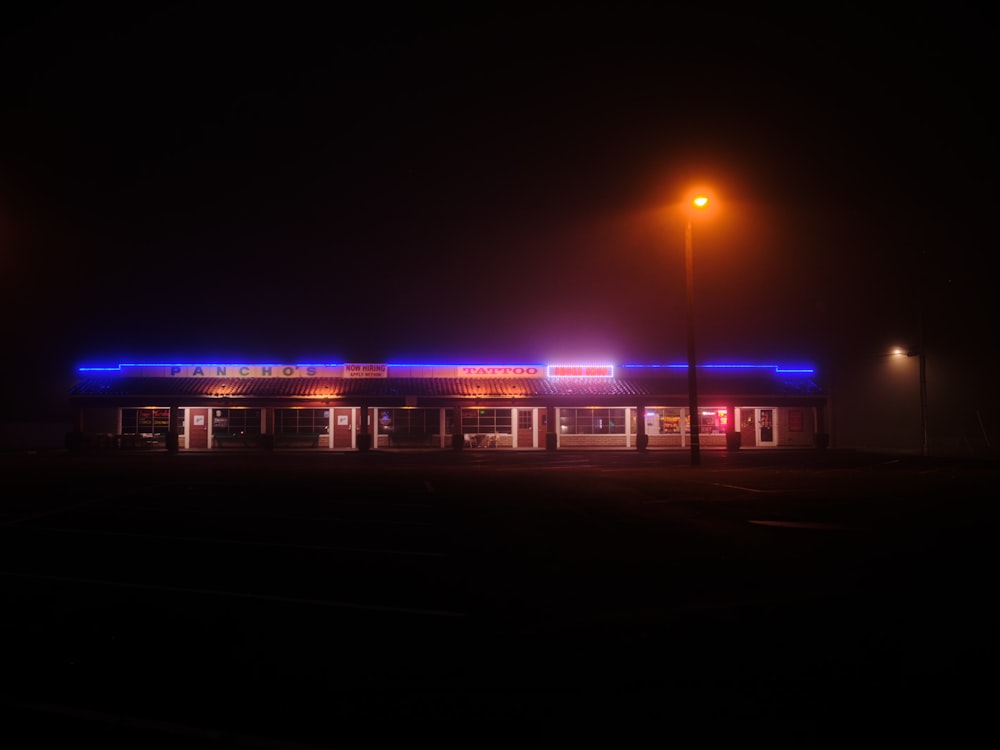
[457,366,541,377]
[169,365,319,377]
[547,365,615,378]
[78,360,815,380]
[344,363,388,379]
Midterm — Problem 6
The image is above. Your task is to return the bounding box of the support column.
[357,403,371,451]
[166,405,180,453]
[452,403,464,450]
[261,407,275,451]
[66,405,85,451]
[725,403,740,450]
[814,404,829,449]
[635,404,647,451]
[545,404,557,451]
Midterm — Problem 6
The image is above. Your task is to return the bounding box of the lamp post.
[907,323,929,458]
[915,255,929,457]
[893,339,928,457]
[685,194,709,466]
[917,341,928,457]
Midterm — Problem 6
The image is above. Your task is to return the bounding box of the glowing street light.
[684,192,711,466]
[892,338,928,457]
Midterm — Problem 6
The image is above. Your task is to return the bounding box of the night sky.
[1,4,995,432]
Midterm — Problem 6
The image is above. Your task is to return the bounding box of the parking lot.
[2,448,997,747]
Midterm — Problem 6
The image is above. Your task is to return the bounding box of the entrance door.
[516,408,535,449]
[758,408,775,446]
[189,408,209,449]
[332,408,353,449]
[740,410,756,447]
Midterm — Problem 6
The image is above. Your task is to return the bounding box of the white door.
[757,408,776,446]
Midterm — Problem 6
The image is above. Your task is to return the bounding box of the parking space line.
[713,483,773,493]
[747,520,850,530]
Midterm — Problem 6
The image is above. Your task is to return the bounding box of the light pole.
[907,330,929,458]
[915,253,929,456]
[917,341,928,457]
[893,341,928,457]
[685,194,709,466]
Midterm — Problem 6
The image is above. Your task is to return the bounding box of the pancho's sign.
[169,365,321,377]
[84,361,606,379]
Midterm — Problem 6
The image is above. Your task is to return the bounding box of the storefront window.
[212,409,262,436]
[560,408,626,434]
[121,408,170,435]
[461,408,512,435]
[377,408,441,436]
[274,408,330,434]
[644,407,681,435]
[689,408,727,434]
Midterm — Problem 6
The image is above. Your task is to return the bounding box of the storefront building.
[67,361,828,451]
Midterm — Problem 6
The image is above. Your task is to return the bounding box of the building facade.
[68,361,829,451]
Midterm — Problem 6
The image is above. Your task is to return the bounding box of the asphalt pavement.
[2,448,997,747]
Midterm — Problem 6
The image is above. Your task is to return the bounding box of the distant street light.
[684,193,711,466]
[914,257,929,457]
[892,341,928,457]
[911,249,928,457]
[908,335,929,458]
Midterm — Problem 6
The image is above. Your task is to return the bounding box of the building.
[67,360,828,451]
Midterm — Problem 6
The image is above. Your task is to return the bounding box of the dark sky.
[1,4,995,421]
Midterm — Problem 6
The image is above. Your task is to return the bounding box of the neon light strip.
[620,363,814,374]
[387,362,546,368]
[78,363,348,371]
[79,361,813,374]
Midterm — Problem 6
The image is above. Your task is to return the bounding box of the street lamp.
[915,341,928,457]
[685,193,710,466]
[892,342,928,457]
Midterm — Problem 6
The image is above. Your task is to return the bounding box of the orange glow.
[683,187,718,220]
[685,186,716,206]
